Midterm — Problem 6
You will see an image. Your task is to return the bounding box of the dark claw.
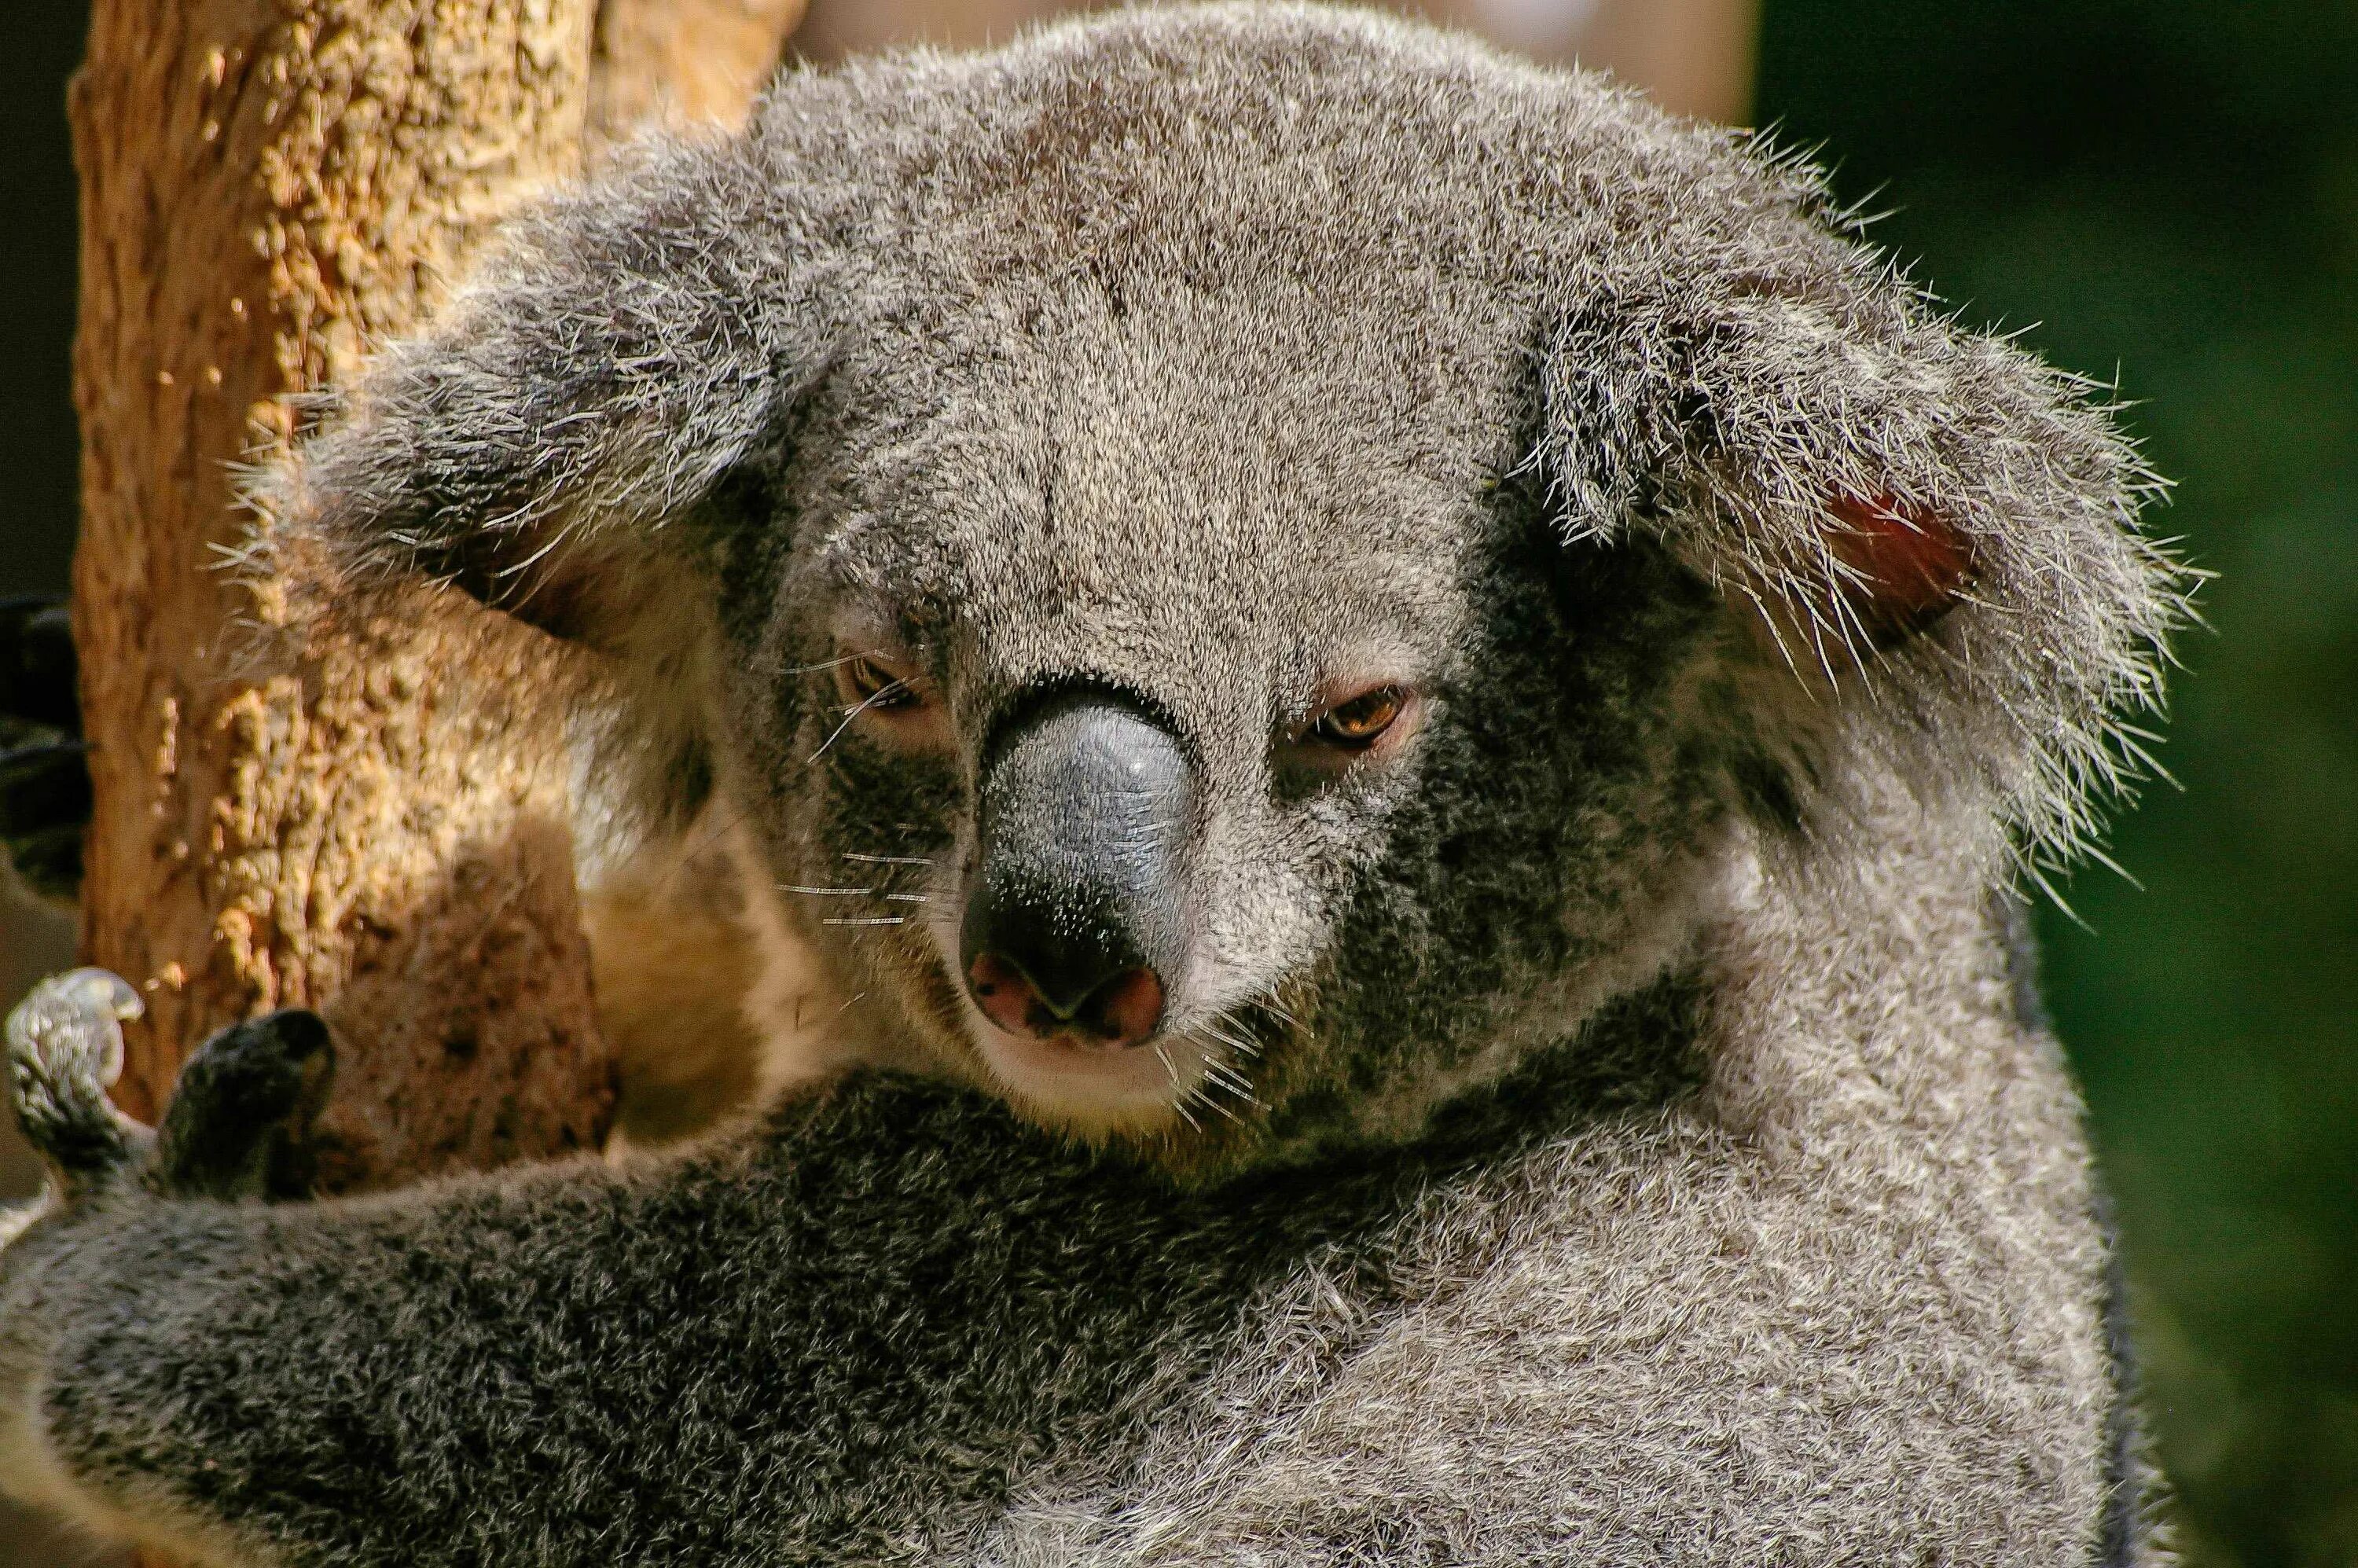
[153,1011,336,1203]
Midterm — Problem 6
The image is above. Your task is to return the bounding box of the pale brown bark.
[593,0,807,137]
[69,0,799,1198]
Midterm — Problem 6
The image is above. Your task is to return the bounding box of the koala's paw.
[0,593,87,906]
[4,968,149,1197]
[153,1010,335,1203]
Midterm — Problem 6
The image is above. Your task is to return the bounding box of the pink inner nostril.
[965,953,1165,1050]
[1082,967,1164,1048]
[966,953,1043,1039]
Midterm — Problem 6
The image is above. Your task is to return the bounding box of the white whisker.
[810,679,913,762]
[1200,1021,1262,1060]
[1202,1060,1257,1102]
[777,653,861,678]
[1189,1085,1246,1124]
[1254,997,1302,1030]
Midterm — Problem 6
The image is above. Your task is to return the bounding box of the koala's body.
[1,5,2184,1563]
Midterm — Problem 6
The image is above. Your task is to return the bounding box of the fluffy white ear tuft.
[254,134,813,650]
[1538,218,2193,869]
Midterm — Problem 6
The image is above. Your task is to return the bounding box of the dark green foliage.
[1759,4,2358,1560]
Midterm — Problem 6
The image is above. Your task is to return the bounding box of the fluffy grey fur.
[2,4,2185,1562]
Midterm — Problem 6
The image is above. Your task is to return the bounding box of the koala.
[0,4,2187,1563]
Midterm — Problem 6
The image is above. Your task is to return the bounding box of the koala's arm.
[0,990,1208,1568]
[7,1160,769,1565]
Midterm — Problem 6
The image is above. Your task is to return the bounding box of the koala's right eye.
[825,647,953,753]
[1310,685,1409,749]
[839,653,922,711]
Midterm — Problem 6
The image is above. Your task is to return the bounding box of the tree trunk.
[68,0,799,1192]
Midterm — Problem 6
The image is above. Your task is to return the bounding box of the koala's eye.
[836,652,928,714]
[1306,685,1412,751]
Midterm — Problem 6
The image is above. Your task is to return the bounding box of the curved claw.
[5,968,151,1195]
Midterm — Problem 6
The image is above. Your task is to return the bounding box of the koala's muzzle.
[960,696,1192,1051]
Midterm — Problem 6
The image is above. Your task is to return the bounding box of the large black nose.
[960,694,1192,1049]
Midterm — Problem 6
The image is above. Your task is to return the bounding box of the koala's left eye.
[1307,685,1412,751]
[834,652,937,722]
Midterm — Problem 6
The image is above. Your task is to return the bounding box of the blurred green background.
[2,2,2352,1563]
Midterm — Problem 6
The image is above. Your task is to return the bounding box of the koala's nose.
[964,951,1166,1050]
[960,694,1192,1049]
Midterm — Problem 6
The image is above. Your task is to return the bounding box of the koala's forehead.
[751,12,1625,695]
[799,277,1523,703]
[725,3,1813,714]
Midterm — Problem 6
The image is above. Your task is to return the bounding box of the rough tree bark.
[68,0,800,1196]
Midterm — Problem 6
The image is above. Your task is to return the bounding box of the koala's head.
[278,5,2184,1170]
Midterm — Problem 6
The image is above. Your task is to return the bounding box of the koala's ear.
[266,139,814,647]
[1535,225,2191,863]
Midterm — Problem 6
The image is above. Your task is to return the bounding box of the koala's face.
[706,281,1731,1161]
[294,8,2170,1169]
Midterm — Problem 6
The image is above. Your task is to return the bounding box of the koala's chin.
[968,1023,1235,1140]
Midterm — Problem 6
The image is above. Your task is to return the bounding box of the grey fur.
[2,5,2183,1562]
